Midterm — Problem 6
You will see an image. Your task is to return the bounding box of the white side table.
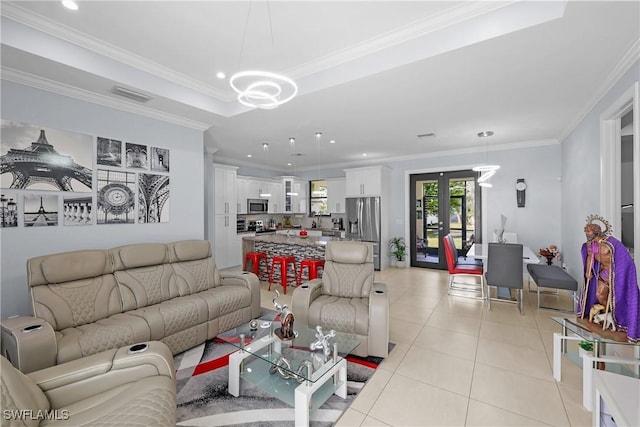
[592,370,640,426]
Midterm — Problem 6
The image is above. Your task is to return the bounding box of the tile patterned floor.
[255,266,590,427]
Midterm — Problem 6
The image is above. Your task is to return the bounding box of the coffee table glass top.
[552,316,639,348]
[218,314,360,383]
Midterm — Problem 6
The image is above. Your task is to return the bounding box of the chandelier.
[472,131,500,187]
[229,2,297,110]
[230,71,297,110]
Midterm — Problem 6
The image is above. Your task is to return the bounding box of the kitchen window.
[309,180,329,216]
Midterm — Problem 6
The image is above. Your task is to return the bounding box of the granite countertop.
[242,233,350,246]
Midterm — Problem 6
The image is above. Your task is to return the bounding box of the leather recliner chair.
[0,341,176,426]
[291,241,389,358]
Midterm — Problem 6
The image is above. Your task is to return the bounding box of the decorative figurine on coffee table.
[309,325,336,358]
[272,290,298,340]
[578,215,639,343]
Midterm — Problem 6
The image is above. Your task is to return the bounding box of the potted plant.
[389,237,407,267]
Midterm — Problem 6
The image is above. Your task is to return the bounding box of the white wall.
[561,60,639,280]
[387,143,562,260]
[0,82,205,318]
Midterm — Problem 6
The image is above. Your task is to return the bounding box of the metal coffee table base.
[228,335,348,427]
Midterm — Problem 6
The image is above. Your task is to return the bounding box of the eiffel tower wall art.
[1,120,92,192]
[23,194,58,227]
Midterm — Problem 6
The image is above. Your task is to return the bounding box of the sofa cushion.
[110,243,169,271]
[0,356,50,427]
[56,314,151,364]
[115,264,176,311]
[27,250,113,287]
[168,240,211,262]
[307,295,370,336]
[30,275,123,330]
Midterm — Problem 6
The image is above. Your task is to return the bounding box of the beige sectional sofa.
[1,239,260,373]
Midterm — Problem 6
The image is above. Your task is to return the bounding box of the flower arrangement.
[539,245,559,265]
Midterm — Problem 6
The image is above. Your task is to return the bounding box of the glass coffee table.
[218,314,360,426]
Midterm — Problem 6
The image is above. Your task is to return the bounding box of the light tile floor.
[255,266,591,427]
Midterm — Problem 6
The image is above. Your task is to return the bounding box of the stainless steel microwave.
[247,199,268,214]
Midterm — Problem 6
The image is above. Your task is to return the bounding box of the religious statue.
[272,290,297,340]
[579,215,639,342]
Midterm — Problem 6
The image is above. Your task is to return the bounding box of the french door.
[410,170,482,269]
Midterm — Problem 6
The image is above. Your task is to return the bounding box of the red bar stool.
[243,252,268,281]
[298,259,325,286]
[268,255,297,294]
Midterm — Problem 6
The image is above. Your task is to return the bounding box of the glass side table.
[551,317,640,411]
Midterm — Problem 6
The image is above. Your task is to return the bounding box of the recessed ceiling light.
[247,154,252,158]
[362,153,367,157]
[216,72,226,79]
[287,163,292,166]
[330,140,336,144]
[61,0,78,10]
[477,130,494,137]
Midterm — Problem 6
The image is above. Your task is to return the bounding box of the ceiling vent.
[110,86,152,103]
[417,133,436,138]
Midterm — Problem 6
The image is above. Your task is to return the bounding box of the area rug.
[174,326,389,426]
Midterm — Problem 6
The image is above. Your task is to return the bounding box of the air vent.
[417,133,436,138]
[110,86,152,103]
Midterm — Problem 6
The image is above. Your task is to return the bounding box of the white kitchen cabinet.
[214,164,239,269]
[269,181,282,213]
[294,180,307,213]
[345,166,388,197]
[236,177,248,214]
[214,165,237,215]
[326,178,346,213]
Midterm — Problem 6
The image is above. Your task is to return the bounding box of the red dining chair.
[443,234,485,299]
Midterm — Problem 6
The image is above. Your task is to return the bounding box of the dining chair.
[443,234,484,299]
[485,243,524,314]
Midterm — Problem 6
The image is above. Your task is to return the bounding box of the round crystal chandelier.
[230,71,298,110]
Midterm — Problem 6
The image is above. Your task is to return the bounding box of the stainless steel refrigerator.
[346,196,381,270]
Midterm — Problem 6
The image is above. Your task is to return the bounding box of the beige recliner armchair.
[291,241,389,358]
[0,341,176,426]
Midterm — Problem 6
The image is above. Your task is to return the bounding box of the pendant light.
[473,131,499,187]
[259,142,271,197]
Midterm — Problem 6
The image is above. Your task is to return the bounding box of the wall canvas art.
[97,137,122,167]
[24,194,58,227]
[1,192,18,228]
[138,173,170,223]
[96,169,136,224]
[125,143,148,169]
[63,195,93,226]
[1,120,92,192]
[150,147,170,172]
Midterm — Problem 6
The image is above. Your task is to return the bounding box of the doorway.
[410,170,482,269]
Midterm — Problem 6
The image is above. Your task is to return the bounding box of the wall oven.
[247,199,268,214]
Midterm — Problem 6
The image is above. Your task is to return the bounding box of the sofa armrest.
[290,278,323,327]
[1,316,57,373]
[27,341,175,409]
[221,271,261,318]
[368,282,389,357]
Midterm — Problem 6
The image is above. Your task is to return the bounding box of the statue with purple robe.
[578,215,640,343]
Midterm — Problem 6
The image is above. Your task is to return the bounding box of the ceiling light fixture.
[260,142,272,197]
[61,0,78,11]
[216,72,226,79]
[315,132,322,181]
[472,130,499,186]
[230,2,297,110]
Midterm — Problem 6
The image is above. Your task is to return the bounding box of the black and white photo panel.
[1,192,18,228]
[96,169,136,224]
[1,119,93,192]
[24,194,58,227]
[63,195,93,226]
[125,142,148,169]
[97,137,122,167]
[150,147,170,172]
[138,173,170,223]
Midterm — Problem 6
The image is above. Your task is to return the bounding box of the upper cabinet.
[326,178,346,213]
[282,177,307,214]
[214,164,237,215]
[345,166,388,197]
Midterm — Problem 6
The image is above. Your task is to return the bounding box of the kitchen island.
[242,233,357,285]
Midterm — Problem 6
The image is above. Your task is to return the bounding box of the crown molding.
[560,38,640,142]
[1,2,232,102]
[2,67,211,131]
